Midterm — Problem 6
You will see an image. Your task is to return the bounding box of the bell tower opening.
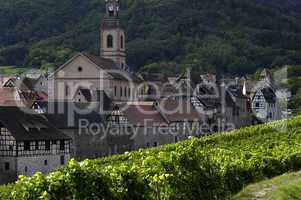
[107,35,113,48]
[100,0,127,71]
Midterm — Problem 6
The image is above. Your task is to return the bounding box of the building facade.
[0,107,71,184]
[251,87,278,123]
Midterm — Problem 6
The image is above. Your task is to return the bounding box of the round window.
[78,66,83,72]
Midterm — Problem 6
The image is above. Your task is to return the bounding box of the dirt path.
[232,171,301,200]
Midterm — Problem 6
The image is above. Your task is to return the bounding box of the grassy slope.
[1,117,301,199]
[0,66,27,74]
[232,171,301,200]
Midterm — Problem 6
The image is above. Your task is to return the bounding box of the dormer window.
[107,35,113,48]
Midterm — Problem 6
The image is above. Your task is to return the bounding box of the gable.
[52,54,111,80]
[3,79,15,88]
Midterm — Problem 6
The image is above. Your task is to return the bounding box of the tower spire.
[100,0,127,71]
[105,0,120,18]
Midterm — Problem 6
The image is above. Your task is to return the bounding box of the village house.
[251,87,279,123]
[107,100,203,150]
[31,101,124,160]
[0,107,71,184]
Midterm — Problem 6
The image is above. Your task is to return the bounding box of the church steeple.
[105,0,120,17]
[100,0,127,71]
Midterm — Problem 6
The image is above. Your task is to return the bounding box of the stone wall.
[0,157,17,184]
[16,154,70,176]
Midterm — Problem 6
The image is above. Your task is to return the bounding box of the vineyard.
[1,116,301,199]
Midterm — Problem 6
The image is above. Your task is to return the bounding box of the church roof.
[84,54,119,71]
[82,53,142,82]
[50,53,142,83]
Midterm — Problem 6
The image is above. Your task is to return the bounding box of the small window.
[120,87,123,97]
[24,141,30,151]
[44,160,48,166]
[114,86,117,96]
[60,155,65,165]
[128,88,131,97]
[35,141,39,150]
[153,142,158,147]
[25,166,28,172]
[4,162,9,171]
[124,87,127,97]
[78,66,83,72]
[107,35,113,48]
[65,85,69,96]
[255,102,259,108]
[269,112,273,118]
[45,141,50,151]
[60,140,65,151]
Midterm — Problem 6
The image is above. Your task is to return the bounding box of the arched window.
[120,35,124,49]
[107,35,113,48]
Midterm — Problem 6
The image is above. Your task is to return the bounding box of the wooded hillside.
[0,0,301,75]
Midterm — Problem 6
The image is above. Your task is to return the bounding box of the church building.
[48,0,143,103]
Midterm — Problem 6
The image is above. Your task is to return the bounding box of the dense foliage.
[1,116,301,199]
[0,0,301,74]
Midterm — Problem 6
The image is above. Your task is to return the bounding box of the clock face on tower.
[108,4,114,11]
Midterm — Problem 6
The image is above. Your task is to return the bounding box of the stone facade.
[48,53,142,103]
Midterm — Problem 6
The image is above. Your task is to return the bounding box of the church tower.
[100,0,127,71]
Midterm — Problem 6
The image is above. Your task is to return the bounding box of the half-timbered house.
[0,107,71,184]
[251,87,278,122]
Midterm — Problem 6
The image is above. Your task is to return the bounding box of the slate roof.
[33,101,107,129]
[0,106,70,141]
[198,97,221,110]
[139,72,169,83]
[227,85,248,99]
[260,88,276,104]
[84,54,118,71]
[84,54,142,82]
[156,99,201,122]
[78,89,112,108]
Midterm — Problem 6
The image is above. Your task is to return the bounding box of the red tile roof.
[122,104,167,127]
[0,88,34,107]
